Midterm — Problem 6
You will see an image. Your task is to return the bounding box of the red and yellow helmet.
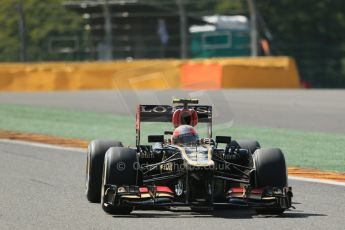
[172,125,199,145]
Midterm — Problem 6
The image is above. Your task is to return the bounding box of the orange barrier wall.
[181,57,300,89]
[0,60,181,92]
[0,57,300,92]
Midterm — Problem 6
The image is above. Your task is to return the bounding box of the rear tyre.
[253,148,287,215]
[101,147,139,215]
[86,140,123,203]
[236,140,261,154]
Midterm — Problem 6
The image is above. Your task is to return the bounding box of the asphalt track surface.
[1,89,345,230]
[1,140,344,230]
[1,89,345,133]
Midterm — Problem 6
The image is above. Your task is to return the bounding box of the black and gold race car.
[85,98,292,215]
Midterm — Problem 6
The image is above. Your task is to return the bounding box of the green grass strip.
[0,104,344,172]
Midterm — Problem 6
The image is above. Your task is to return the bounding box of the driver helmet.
[172,125,199,145]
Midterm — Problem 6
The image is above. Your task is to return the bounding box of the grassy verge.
[0,104,344,172]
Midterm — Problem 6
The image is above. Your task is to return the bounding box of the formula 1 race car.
[86,98,293,215]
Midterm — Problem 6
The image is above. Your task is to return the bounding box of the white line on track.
[1,138,344,187]
[0,139,84,153]
[288,176,345,187]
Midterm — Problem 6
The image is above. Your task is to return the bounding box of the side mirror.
[148,135,164,143]
[215,136,231,144]
[216,136,232,153]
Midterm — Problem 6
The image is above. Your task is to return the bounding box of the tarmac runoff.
[1,130,344,185]
[1,90,345,172]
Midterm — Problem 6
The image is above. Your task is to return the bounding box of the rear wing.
[136,105,212,146]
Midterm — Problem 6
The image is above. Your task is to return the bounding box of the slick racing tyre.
[101,147,139,215]
[86,140,123,203]
[253,148,287,215]
[236,140,261,154]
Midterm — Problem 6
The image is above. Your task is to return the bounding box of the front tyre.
[253,148,288,215]
[253,148,287,187]
[86,140,123,203]
[101,147,139,215]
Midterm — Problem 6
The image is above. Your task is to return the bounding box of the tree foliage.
[257,0,345,87]
[0,0,83,62]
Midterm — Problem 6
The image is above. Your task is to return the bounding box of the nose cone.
[179,145,214,167]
